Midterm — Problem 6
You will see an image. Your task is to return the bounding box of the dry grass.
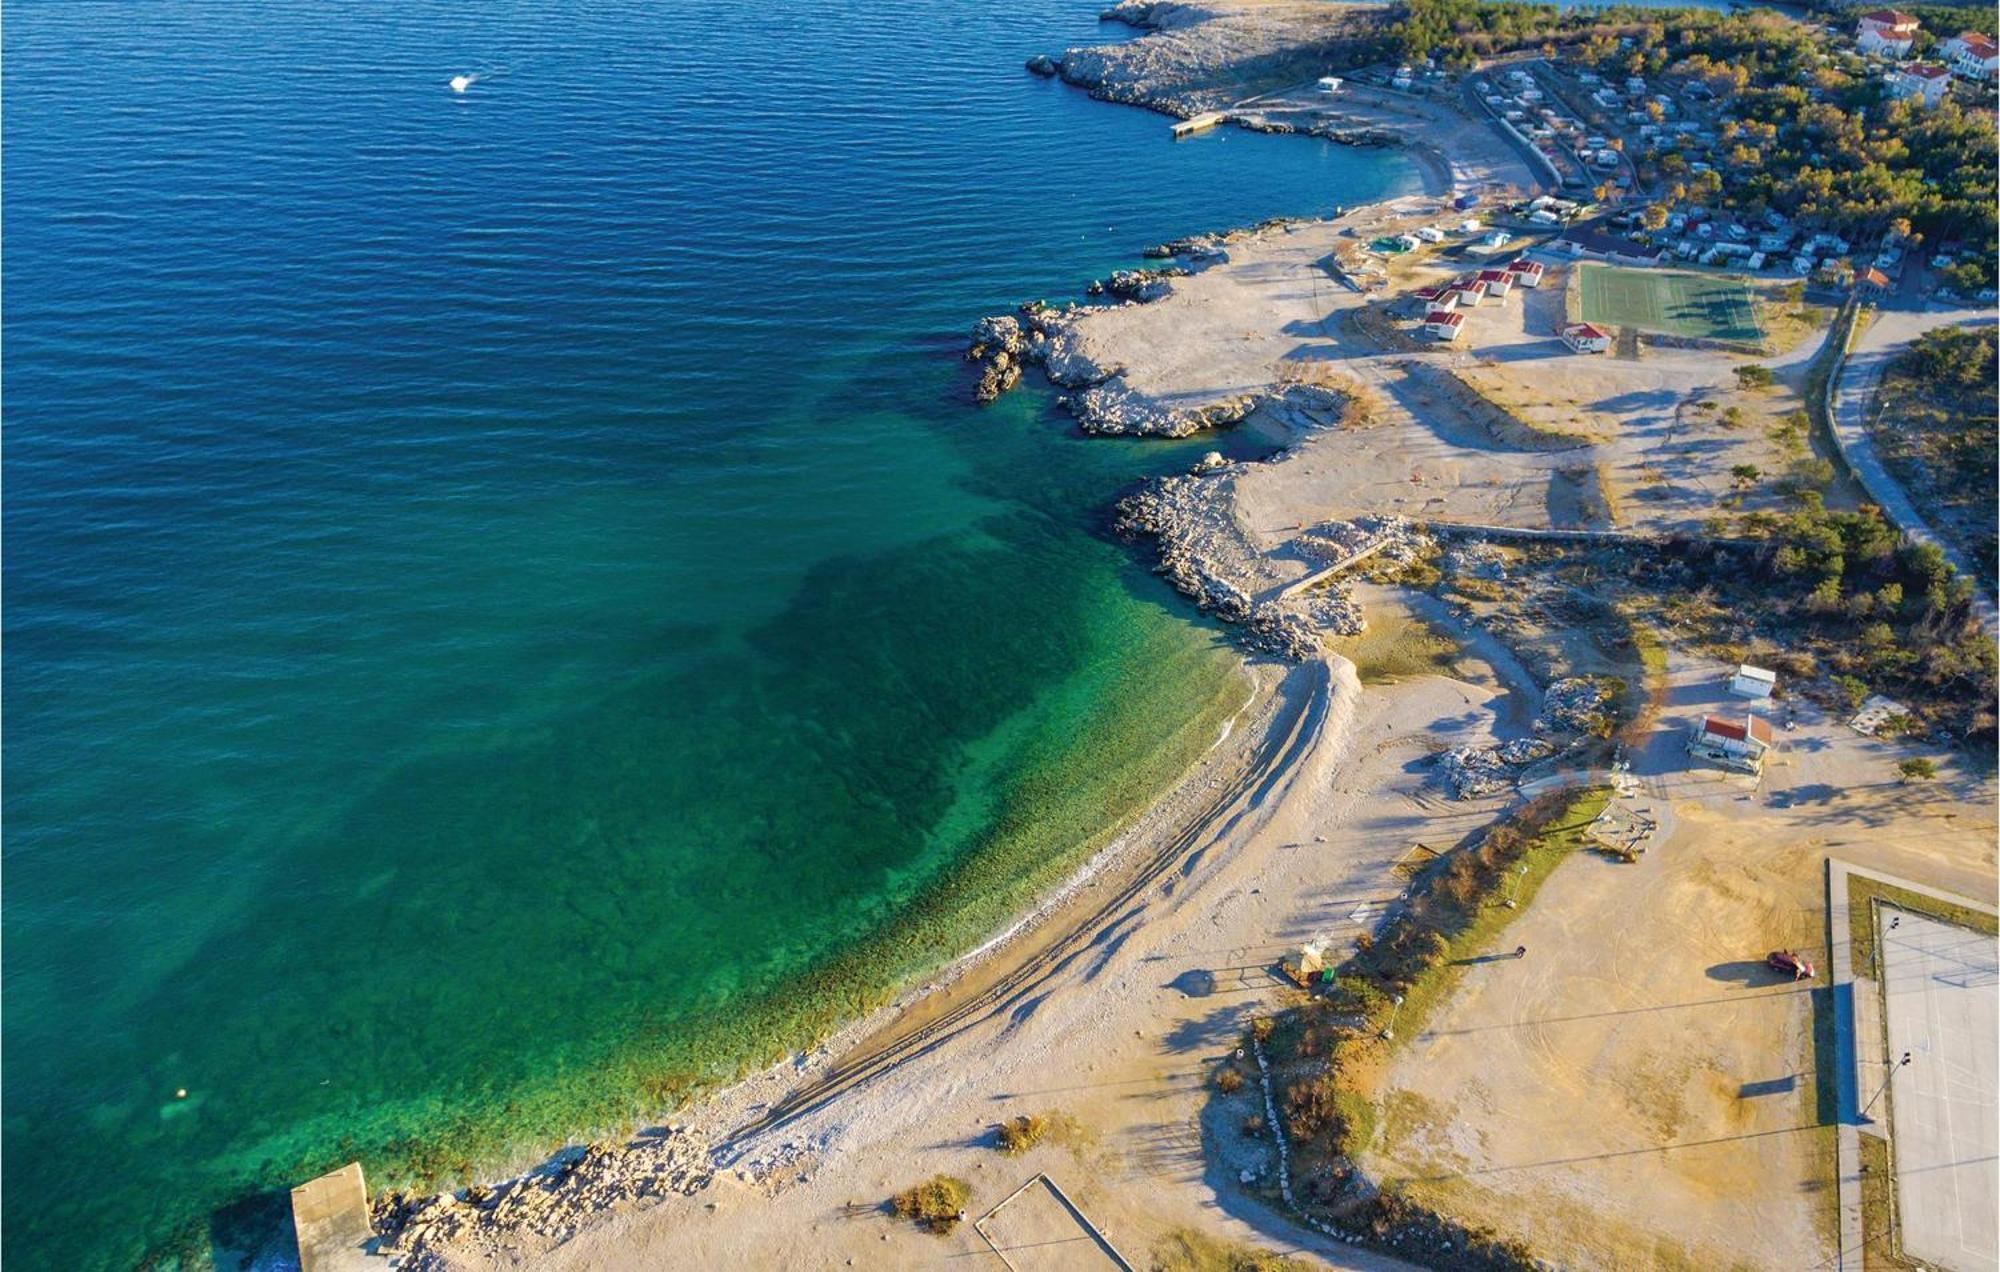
[1151,1226,1310,1272]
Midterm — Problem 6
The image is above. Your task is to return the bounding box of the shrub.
[1898,756,1937,782]
[1735,364,1775,389]
[994,1114,1048,1156]
[1214,1066,1245,1095]
[890,1175,972,1234]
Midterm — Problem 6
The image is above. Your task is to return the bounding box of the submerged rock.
[1025,53,1060,77]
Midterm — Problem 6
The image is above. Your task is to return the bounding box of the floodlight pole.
[1859,1051,1912,1122]
[1380,993,1405,1041]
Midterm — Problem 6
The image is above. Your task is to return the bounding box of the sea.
[2,1,1422,1265]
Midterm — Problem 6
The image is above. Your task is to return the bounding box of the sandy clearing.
[1365,646,1995,1271]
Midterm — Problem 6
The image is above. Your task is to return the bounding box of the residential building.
[1941,31,2000,81]
[1856,9,1919,57]
[1505,259,1545,288]
[1888,62,1953,106]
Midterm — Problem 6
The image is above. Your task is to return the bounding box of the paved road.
[1827,304,1998,636]
[1878,907,2000,1272]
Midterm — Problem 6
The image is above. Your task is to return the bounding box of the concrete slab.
[291,1162,379,1272]
[1879,908,2000,1272]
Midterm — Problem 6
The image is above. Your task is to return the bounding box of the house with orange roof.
[1857,9,1919,56]
[1941,31,1999,81]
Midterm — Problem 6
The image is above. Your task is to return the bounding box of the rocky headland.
[1040,0,1382,118]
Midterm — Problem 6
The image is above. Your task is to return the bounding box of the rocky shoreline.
[371,1129,713,1269]
[1115,455,1434,661]
[965,218,1339,433]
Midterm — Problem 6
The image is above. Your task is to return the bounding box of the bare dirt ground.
[1053,223,1839,542]
[1366,648,1995,1271]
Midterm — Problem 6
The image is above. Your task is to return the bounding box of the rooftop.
[1700,714,1774,745]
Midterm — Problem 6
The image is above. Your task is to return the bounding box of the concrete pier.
[291,1162,379,1271]
[1170,111,1226,138]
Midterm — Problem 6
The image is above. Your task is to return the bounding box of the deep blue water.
[3,1,1418,1265]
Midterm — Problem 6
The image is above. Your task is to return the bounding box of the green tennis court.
[1577,264,1762,343]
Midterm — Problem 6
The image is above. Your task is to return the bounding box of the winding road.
[1826,302,1998,636]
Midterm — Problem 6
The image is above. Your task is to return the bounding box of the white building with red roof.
[1889,62,1953,106]
[1857,9,1920,56]
[1424,309,1465,341]
[1505,259,1545,288]
[1561,322,1611,353]
[1942,31,2000,81]
[1689,712,1774,773]
[1476,268,1513,300]
[1447,280,1486,307]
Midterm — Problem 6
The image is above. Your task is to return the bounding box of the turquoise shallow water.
[3,1,1418,1265]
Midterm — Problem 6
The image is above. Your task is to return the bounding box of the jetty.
[1170,111,1226,138]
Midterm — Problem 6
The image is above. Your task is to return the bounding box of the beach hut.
[1561,322,1611,353]
[1424,309,1465,341]
[1730,665,1778,699]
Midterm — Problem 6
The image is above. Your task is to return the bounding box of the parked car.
[1767,950,1815,981]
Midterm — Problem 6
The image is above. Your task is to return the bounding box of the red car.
[1767,950,1815,981]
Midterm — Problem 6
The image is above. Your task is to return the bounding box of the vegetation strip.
[1233,786,1611,1268]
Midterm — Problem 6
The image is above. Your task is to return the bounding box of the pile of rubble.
[373,1129,713,1267]
[1294,515,1431,577]
[1437,737,1556,799]
[1440,541,1508,582]
[1537,676,1616,738]
[1436,676,1617,799]
[1114,473,1255,619]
